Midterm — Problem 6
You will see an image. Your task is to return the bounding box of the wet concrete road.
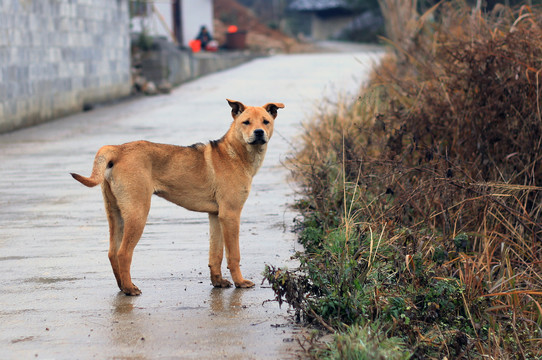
[0,47,381,359]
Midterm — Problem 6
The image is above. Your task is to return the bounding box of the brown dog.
[71,99,284,295]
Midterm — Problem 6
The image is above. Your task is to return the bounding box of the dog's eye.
[242,120,250,125]
[263,120,270,125]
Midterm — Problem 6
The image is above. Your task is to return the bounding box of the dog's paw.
[212,278,233,288]
[234,279,255,288]
[122,284,142,296]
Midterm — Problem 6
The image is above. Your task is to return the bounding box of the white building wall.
[130,1,214,47]
[154,2,175,40]
[181,0,213,47]
[130,2,174,41]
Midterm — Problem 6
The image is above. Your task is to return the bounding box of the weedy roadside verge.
[265,1,542,358]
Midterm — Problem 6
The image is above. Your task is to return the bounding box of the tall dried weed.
[272,1,542,358]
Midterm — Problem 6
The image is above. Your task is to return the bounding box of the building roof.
[289,0,351,12]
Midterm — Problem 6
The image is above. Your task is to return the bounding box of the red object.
[205,41,218,52]
[189,39,201,52]
[227,25,238,33]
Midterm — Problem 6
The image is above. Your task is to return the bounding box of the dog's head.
[227,99,285,146]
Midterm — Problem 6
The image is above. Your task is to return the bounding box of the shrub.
[266,1,542,358]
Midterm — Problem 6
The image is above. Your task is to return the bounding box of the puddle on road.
[112,301,134,315]
[0,256,29,261]
[24,276,80,284]
[208,288,246,316]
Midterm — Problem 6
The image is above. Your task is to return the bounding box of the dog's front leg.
[208,213,232,288]
[219,210,254,288]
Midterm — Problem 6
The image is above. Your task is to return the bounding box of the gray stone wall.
[0,0,131,133]
[135,37,258,89]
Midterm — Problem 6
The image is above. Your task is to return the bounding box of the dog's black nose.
[254,129,264,137]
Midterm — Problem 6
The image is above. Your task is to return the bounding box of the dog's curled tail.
[71,145,117,188]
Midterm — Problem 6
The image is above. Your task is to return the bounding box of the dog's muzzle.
[249,129,267,145]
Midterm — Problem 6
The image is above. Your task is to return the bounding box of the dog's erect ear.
[263,102,285,119]
[227,99,246,118]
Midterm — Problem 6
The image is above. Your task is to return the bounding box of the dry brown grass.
[285,1,542,357]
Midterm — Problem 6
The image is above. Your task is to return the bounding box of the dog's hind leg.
[116,206,150,296]
[113,186,152,296]
[102,182,124,290]
[208,213,232,288]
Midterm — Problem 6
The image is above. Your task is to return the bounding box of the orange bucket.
[189,39,201,53]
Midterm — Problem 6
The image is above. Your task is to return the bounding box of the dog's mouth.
[249,138,267,145]
[247,129,268,145]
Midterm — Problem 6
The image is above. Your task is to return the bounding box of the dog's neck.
[245,144,267,176]
[222,138,267,177]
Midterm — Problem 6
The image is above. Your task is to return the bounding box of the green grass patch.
[265,1,542,358]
